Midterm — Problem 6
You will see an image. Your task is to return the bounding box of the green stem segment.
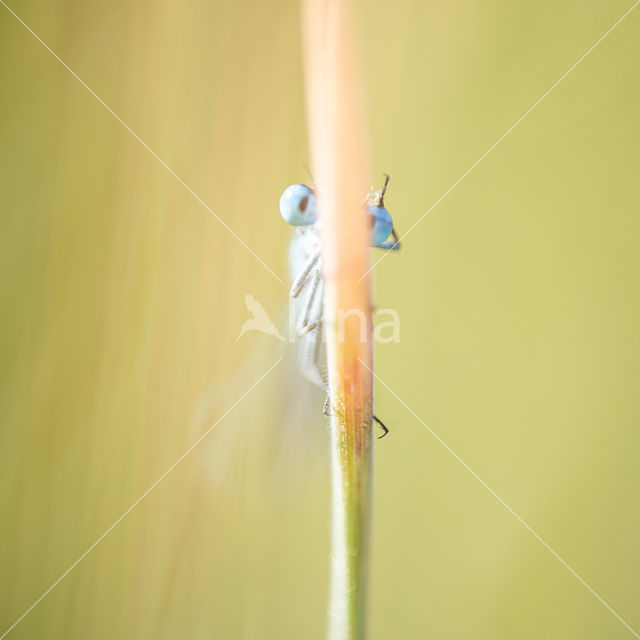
[328,380,373,639]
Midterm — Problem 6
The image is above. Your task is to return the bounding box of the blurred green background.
[1,0,639,638]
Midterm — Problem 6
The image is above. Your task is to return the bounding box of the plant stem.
[302,1,373,637]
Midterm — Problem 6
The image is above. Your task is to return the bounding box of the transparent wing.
[184,229,328,496]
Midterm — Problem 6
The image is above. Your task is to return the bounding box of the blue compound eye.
[279,184,316,226]
[367,206,393,246]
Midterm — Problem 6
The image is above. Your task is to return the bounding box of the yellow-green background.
[1,1,639,638]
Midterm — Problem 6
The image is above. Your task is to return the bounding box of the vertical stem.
[302,1,373,638]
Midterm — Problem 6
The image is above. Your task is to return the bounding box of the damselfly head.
[279,184,317,227]
[280,176,398,249]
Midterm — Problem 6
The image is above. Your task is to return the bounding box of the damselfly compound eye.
[367,205,393,247]
[279,184,317,226]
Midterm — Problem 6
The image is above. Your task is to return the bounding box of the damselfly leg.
[290,246,321,298]
[373,415,389,439]
[296,269,322,336]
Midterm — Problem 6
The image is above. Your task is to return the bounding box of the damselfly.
[278,175,400,438]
